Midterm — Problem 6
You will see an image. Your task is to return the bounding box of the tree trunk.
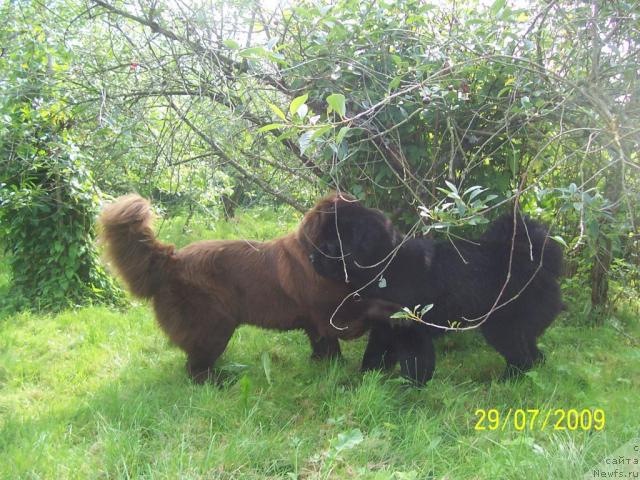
[589,149,622,319]
[222,184,245,220]
[590,235,612,322]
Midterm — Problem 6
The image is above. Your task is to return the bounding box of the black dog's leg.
[528,338,545,364]
[481,320,539,379]
[503,337,546,380]
[361,323,397,372]
[394,326,435,385]
[306,327,342,359]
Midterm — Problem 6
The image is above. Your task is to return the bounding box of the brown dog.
[99,193,397,382]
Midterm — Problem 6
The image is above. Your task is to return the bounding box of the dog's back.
[481,212,563,280]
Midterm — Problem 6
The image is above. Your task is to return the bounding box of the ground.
[0,207,638,479]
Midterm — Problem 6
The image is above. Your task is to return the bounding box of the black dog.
[309,197,564,385]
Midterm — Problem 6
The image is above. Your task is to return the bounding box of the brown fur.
[99,193,396,382]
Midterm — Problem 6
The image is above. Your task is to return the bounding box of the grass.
[0,207,639,479]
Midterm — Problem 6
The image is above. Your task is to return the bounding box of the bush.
[0,155,123,311]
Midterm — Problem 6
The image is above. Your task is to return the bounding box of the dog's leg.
[187,355,218,384]
[394,326,435,385]
[480,320,539,379]
[501,336,546,380]
[361,323,397,372]
[185,326,236,385]
[154,288,238,384]
[527,338,545,365]
[305,327,341,359]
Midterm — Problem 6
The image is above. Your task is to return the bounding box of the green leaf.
[326,93,346,117]
[551,235,568,248]
[223,39,240,49]
[463,185,484,196]
[239,46,269,59]
[491,0,506,15]
[239,374,252,410]
[332,429,364,453]
[296,103,308,119]
[298,130,315,154]
[509,154,519,175]
[311,125,332,139]
[497,86,512,98]
[336,126,350,144]
[268,103,287,121]
[257,123,284,133]
[289,94,309,116]
[239,46,286,64]
[299,125,333,152]
[444,180,458,194]
[276,129,296,142]
[261,351,272,386]
[420,304,434,316]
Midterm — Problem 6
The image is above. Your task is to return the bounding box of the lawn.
[0,208,638,479]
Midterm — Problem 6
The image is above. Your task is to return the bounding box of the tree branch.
[165,96,307,213]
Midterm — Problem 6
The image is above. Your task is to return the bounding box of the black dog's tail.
[99,194,176,298]
[482,212,564,279]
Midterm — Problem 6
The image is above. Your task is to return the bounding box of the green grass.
[1,208,639,479]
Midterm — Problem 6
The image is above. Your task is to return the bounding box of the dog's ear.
[305,196,370,282]
[348,216,392,266]
[304,195,354,281]
[304,194,402,285]
[308,236,350,280]
[332,204,400,285]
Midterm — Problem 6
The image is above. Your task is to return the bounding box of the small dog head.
[300,193,401,284]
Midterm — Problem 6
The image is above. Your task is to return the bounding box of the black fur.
[308,199,401,285]
[310,201,564,385]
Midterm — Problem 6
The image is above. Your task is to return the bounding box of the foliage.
[76,1,636,208]
[1,0,638,308]
[0,159,123,311]
[66,0,638,309]
[0,2,122,311]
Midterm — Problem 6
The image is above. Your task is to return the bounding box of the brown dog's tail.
[99,194,175,299]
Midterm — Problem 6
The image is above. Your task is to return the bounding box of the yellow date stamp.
[474,408,605,432]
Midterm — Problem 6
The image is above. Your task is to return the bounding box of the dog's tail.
[482,212,564,279]
[99,194,175,299]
